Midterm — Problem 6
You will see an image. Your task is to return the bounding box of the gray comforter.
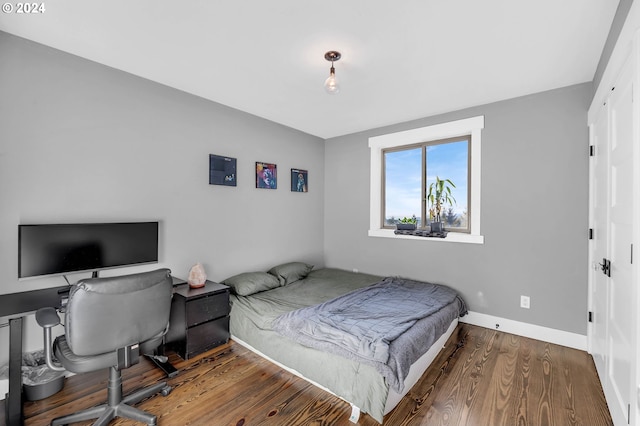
[272,276,467,393]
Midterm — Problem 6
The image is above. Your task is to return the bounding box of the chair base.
[51,368,170,426]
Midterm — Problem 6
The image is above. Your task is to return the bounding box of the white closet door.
[589,102,609,380]
[607,58,635,426]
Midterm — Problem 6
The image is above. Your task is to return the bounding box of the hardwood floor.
[9,323,611,425]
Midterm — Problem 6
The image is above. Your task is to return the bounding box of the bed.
[225,263,467,424]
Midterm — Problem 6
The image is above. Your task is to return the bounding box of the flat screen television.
[18,222,159,279]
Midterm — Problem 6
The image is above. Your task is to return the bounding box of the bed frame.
[231,317,458,422]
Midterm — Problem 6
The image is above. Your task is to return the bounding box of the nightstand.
[165,280,230,360]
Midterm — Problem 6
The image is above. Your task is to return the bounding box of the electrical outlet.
[520,295,530,309]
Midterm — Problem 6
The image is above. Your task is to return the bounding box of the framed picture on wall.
[291,168,308,192]
[209,154,237,186]
[256,162,277,189]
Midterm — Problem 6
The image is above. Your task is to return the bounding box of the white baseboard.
[460,311,587,351]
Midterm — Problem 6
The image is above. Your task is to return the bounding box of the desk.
[1,285,68,426]
[1,276,185,426]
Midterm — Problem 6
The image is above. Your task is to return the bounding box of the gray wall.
[0,32,325,363]
[324,83,591,335]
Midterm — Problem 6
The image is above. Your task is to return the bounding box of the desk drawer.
[185,291,230,327]
[184,316,230,359]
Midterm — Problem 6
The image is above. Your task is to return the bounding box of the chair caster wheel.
[161,385,172,396]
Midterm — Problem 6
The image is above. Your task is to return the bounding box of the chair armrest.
[35,307,65,372]
[36,307,61,328]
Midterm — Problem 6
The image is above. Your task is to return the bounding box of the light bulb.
[323,51,342,94]
[324,69,340,94]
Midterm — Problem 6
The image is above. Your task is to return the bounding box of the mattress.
[228,268,463,423]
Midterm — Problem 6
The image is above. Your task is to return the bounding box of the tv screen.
[18,222,159,279]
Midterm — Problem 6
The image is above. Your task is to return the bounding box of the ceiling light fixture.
[324,51,341,94]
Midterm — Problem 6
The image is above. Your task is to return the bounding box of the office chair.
[36,268,174,426]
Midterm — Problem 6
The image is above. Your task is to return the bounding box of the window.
[383,136,470,232]
[369,116,484,244]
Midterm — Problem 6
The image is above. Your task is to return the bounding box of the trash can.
[20,350,65,401]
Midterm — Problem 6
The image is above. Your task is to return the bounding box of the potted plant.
[427,177,456,232]
[396,216,417,231]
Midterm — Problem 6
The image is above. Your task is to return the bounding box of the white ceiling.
[0,1,619,139]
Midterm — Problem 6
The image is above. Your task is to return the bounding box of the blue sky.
[385,139,468,220]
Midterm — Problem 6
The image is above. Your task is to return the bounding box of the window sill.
[368,229,484,244]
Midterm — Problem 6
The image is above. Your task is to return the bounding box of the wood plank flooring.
[7,323,611,425]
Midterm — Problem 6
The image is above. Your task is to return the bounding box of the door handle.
[599,258,611,277]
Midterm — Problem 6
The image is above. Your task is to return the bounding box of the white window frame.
[369,115,484,244]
